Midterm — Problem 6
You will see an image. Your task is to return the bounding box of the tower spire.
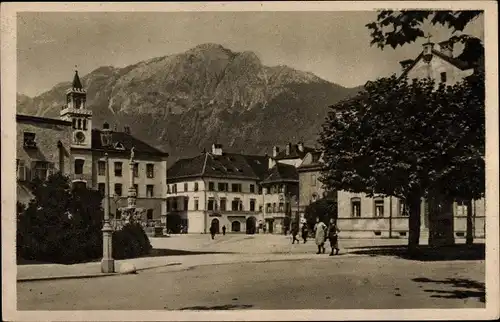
[72,67,83,89]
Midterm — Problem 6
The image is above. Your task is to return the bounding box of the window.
[77,119,82,129]
[399,200,409,216]
[183,198,188,211]
[232,198,242,211]
[172,184,177,193]
[351,198,361,217]
[258,185,262,194]
[146,185,154,198]
[259,205,263,212]
[250,199,256,212]
[17,160,27,181]
[133,163,139,177]
[266,203,272,212]
[220,198,227,211]
[114,162,122,177]
[279,185,285,193]
[23,132,36,148]
[208,198,215,211]
[231,183,242,192]
[147,209,153,220]
[456,200,468,217]
[272,202,277,212]
[72,119,77,129]
[311,174,317,186]
[114,183,123,196]
[172,198,178,211]
[98,161,106,176]
[194,199,199,210]
[374,199,384,217]
[74,159,84,175]
[134,184,138,196]
[167,185,171,194]
[208,182,215,191]
[83,119,87,130]
[279,202,284,212]
[33,161,53,181]
[218,182,228,191]
[98,183,105,196]
[146,163,154,178]
[440,72,447,83]
[184,182,188,192]
[250,184,255,193]
[194,182,199,191]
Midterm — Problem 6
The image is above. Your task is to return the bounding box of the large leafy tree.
[366,11,484,67]
[319,73,484,252]
[366,10,485,245]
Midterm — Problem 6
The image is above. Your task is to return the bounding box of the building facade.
[166,142,312,234]
[17,70,169,226]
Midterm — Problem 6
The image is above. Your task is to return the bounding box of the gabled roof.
[274,144,316,161]
[72,70,83,89]
[91,129,168,156]
[261,162,299,184]
[399,48,473,80]
[167,152,269,181]
[297,151,324,172]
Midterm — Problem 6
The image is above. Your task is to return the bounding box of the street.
[17,235,485,310]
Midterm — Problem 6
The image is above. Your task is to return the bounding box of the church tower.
[60,70,92,149]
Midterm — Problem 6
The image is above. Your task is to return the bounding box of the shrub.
[112,223,152,259]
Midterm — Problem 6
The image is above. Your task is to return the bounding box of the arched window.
[83,119,87,130]
[77,119,82,129]
[72,119,76,129]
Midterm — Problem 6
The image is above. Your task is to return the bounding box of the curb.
[17,272,131,283]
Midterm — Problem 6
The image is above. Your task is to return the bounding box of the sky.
[17,11,484,97]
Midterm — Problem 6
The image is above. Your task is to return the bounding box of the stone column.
[101,153,115,273]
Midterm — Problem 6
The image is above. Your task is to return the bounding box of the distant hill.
[17,43,362,161]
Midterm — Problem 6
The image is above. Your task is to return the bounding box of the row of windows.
[72,118,88,130]
[350,198,409,217]
[16,159,54,181]
[265,202,290,213]
[98,183,155,198]
[168,198,259,212]
[94,160,155,178]
[168,182,269,194]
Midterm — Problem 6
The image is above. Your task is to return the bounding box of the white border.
[2,2,499,321]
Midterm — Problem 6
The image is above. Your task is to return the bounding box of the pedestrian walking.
[222,225,226,236]
[301,223,308,243]
[327,218,340,256]
[210,225,216,240]
[291,223,300,244]
[314,217,327,254]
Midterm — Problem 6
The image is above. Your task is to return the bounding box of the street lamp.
[101,153,115,273]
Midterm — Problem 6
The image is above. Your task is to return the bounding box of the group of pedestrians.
[291,217,340,256]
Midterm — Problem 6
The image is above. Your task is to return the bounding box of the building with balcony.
[16,70,169,226]
[166,142,315,234]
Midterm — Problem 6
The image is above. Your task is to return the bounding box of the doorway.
[211,218,220,234]
[246,216,257,234]
[231,221,241,232]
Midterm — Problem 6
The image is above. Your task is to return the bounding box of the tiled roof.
[167,152,269,181]
[399,49,473,80]
[274,144,316,160]
[297,151,324,171]
[262,162,299,184]
[91,129,168,156]
[16,114,72,126]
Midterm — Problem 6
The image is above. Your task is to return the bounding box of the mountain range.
[17,43,362,161]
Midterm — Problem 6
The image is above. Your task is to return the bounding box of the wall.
[298,169,325,210]
[405,48,474,86]
[17,118,72,177]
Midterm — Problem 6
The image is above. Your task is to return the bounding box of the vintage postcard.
[1,1,499,321]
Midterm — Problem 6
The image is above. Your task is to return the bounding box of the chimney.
[124,126,131,134]
[438,40,454,57]
[399,59,414,70]
[297,142,304,153]
[286,143,292,155]
[211,143,223,156]
[272,146,280,158]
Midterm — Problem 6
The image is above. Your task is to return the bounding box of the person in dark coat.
[210,225,216,240]
[301,223,308,243]
[222,225,226,235]
[327,218,340,256]
[291,223,299,244]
